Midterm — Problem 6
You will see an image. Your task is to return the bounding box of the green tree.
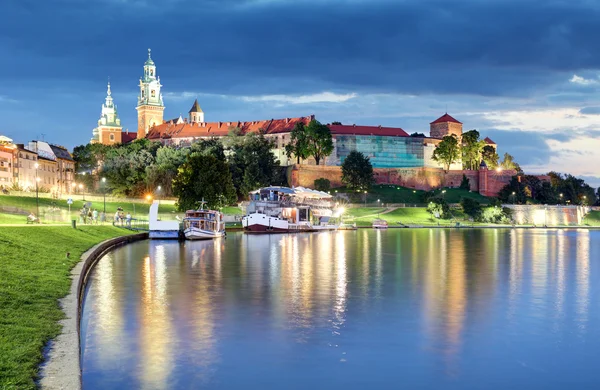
[191,138,226,160]
[228,132,278,196]
[331,121,342,125]
[497,177,527,204]
[314,178,331,192]
[460,197,482,220]
[500,153,522,174]
[427,198,451,219]
[341,151,375,191]
[410,132,426,137]
[145,146,189,196]
[284,122,310,164]
[482,145,499,169]
[432,135,460,171]
[172,153,236,211]
[101,143,156,196]
[72,143,110,173]
[459,174,470,190]
[305,119,334,165]
[461,129,486,170]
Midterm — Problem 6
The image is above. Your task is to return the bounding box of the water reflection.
[81,229,599,389]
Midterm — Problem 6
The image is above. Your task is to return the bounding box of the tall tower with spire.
[91,80,123,145]
[136,48,165,139]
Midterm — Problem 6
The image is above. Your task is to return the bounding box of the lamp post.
[559,193,563,205]
[101,177,107,214]
[583,195,587,206]
[364,190,367,207]
[34,163,39,218]
[156,185,162,206]
[512,191,516,205]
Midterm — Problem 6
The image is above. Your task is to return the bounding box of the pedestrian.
[87,208,92,224]
[114,210,120,225]
[126,212,132,227]
[92,209,99,224]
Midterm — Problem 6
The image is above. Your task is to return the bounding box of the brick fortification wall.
[290,165,515,197]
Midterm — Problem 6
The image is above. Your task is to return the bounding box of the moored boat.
[241,186,341,234]
[183,200,225,240]
[372,219,388,229]
[338,222,358,230]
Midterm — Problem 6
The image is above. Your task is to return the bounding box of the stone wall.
[504,205,589,226]
[289,165,515,197]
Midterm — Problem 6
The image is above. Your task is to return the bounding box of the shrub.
[314,178,331,192]
[460,197,482,220]
[427,198,451,219]
[459,174,470,190]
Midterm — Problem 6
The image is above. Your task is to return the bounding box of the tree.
[461,129,486,170]
[72,143,110,173]
[172,153,236,211]
[190,138,226,160]
[432,135,460,171]
[497,177,527,204]
[461,197,482,220]
[145,146,189,196]
[341,151,374,191]
[410,132,426,137]
[305,119,334,165]
[284,122,310,164]
[314,178,331,192]
[482,145,499,169]
[101,141,157,196]
[459,174,470,190]
[427,198,451,219]
[331,121,342,125]
[547,171,597,205]
[500,153,522,174]
[228,132,278,197]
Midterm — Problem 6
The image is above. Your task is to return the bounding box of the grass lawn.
[334,184,491,204]
[344,206,480,227]
[0,212,29,225]
[0,226,133,389]
[221,206,242,215]
[583,210,600,226]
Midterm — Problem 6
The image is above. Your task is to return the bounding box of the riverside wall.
[289,165,515,197]
[40,232,148,390]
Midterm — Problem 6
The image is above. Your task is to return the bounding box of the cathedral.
[91,49,165,145]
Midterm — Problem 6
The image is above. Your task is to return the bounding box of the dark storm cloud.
[3,0,600,97]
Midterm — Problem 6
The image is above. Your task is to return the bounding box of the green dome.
[145,48,155,66]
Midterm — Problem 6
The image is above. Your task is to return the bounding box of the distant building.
[23,141,60,195]
[49,144,75,195]
[429,113,463,140]
[0,136,16,189]
[15,144,38,191]
[91,81,123,145]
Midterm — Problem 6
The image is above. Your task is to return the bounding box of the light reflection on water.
[81,229,600,389]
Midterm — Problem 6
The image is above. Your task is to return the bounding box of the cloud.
[570,74,598,85]
[579,106,600,115]
[239,92,357,104]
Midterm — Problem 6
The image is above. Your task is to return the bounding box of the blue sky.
[1,0,599,186]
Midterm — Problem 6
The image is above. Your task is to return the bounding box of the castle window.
[110,134,115,141]
[151,90,156,98]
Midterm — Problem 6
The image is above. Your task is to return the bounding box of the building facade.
[15,144,38,191]
[49,144,75,195]
[91,81,123,145]
[136,49,164,139]
[429,113,463,140]
[0,136,16,189]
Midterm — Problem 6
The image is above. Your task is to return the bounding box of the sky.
[0,0,599,187]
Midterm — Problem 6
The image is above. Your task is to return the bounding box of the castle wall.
[504,205,589,226]
[290,165,513,197]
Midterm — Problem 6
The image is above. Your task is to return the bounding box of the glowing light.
[79,184,83,189]
[35,177,40,182]
[34,163,39,169]
[146,194,153,201]
[496,167,502,172]
[102,177,106,183]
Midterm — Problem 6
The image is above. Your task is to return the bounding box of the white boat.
[183,201,225,240]
[338,222,357,230]
[372,219,388,229]
[148,201,180,239]
[241,186,341,234]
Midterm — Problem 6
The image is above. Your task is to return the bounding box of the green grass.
[343,206,482,227]
[334,185,491,204]
[0,212,29,225]
[0,226,133,389]
[583,210,600,226]
[221,206,242,215]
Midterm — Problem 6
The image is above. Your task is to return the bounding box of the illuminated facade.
[136,49,165,139]
[91,81,123,145]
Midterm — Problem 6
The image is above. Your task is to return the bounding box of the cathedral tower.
[91,80,123,145]
[429,113,463,140]
[136,49,165,139]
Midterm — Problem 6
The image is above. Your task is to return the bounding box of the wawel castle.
[91,49,497,171]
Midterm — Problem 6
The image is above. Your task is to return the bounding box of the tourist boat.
[241,186,341,234]
[183,200,225,240]
[372,219,388,229]
[148,201,180,239]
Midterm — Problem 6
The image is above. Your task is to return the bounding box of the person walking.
[92,209,99,225]
[126,212,132,228]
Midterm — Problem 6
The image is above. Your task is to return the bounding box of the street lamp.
[512,191,516,205]
[101,177,107,214]
[559,193,563,205]
[34,163,39,218]
[364,190,367,207]
[583,195,587,206]
[156,185,162,205]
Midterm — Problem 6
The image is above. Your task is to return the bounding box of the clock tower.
[136,49,165,139]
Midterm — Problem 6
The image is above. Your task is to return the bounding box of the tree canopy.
[482,145,499,169]
[341,151,375,191]
[432,135,460,171]
[172,153,236,211]
[305,119,334,166]
[227,132,278,196]
[461,129,486,170]
[284,122,310,164]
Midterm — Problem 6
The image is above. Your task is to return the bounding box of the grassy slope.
[335,185,491,204]
[583,210,600,226]
[345,207,478,226]
[0,226,132,389]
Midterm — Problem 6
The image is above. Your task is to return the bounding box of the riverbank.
[0,226,134,389]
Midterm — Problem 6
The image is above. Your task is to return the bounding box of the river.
[81,229,600,389]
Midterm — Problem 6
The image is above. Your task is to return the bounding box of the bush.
[314,178,331,192]
[480,205,513,224]
[427,198,451,219]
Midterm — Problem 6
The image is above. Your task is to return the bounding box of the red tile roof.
[121,132,138,144]
[430,113,462,124]
[327,124,409,137]
[484,136,496,145]
[146,115,314,140]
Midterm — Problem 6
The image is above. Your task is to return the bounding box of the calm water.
[81,229,600,389]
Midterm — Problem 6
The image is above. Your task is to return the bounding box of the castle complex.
[87,50,513,195]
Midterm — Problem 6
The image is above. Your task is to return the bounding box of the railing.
[113,218,149,231]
